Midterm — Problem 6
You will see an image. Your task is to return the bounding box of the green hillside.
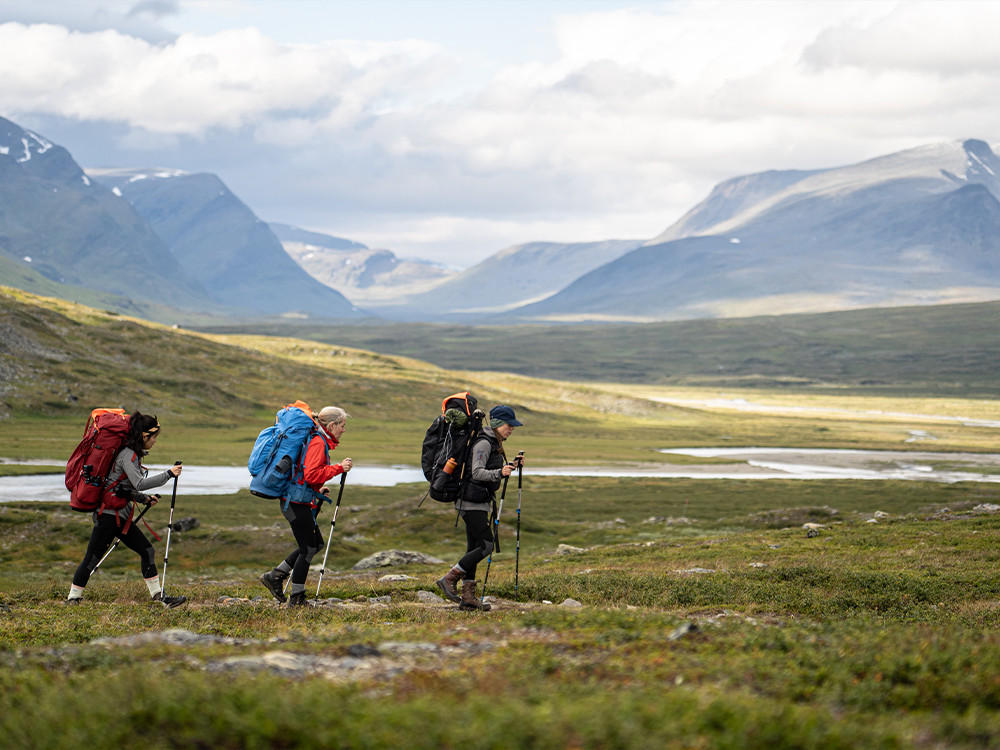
[6,285,1000,467]
[206,299,1000,396]
[0,286,695,466]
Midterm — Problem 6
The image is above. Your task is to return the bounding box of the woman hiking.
[259,406,353,607]
[436,404,524,611]
[65,412,186,608]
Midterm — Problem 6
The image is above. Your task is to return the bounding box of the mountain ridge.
[505,138,1000,323]
[0,117,214,311]
[89,167,365,318]
[367,238,644,320]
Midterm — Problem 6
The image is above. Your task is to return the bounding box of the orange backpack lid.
[85,408,128,433]
[441,392,471,416]
[285,400,314,417]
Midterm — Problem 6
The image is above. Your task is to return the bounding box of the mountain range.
[364,239,644,320]
[3,112,1000,326]
[87,167,362,318]
[0,115,361,320]
[0,118,210,312]
[506,139,1000,322]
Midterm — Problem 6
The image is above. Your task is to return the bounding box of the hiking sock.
[145,575,162,598]
[289,582,306,596]
[276,561,293,576]
[67,584,85,601]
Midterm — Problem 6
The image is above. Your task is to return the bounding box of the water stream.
[3,447,1000,503]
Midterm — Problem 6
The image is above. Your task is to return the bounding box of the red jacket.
[302,433,345,490]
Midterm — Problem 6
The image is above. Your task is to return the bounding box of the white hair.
[317,406,349,426]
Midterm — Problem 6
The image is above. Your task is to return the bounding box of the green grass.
[3,477,1000,748]
[6,286,1000,747]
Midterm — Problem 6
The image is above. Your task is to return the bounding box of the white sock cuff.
[68,584,85,600]
[145,575,162,598]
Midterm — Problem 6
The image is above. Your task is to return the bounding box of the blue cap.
[490,404,523,427]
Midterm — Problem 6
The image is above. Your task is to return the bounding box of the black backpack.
[421,391,484,503]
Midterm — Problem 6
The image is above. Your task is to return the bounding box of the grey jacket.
[100,447,173,521]
[455,426,506,512]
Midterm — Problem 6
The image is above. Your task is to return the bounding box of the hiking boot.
[435,565,464,603]
[459,580,491,612]
[64,598,82,606]
[287,591,311,608]
[260,570,289,603]
[154,592,187,609]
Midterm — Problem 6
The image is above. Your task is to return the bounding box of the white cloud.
[0,22,446,135]
[803,1,1000,75]
[4,1,1000,266]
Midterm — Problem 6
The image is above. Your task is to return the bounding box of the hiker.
[66,412,186,608]
[260,406,353,607]
[436,404,524,611]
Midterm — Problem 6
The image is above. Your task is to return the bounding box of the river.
[3,447,1000,503]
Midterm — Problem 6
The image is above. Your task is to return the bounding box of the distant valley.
[200,296,1000,398]
[270,222,455,306]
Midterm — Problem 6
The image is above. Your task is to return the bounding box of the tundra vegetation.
[1,287,999,749]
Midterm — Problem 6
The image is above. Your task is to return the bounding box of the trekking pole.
[514,452,524,597]
[480,470,511,604]
[159,461,182,594]
[91,500,157,576]
[316,472,347,597]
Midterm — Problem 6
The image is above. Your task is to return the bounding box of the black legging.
[280,501,324,585]
[73,512,157,586]
[458,509,494,579]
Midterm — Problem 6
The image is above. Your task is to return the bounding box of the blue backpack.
[248,401,325,504]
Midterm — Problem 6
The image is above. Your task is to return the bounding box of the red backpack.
[66,408,132,514]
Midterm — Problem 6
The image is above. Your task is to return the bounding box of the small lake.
[3,448,1000,503]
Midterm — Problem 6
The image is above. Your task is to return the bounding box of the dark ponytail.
[126,411,159,453]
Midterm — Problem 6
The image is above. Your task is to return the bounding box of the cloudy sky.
[3,0,1000,267]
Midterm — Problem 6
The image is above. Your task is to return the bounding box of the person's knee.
[83,553,100,573]
[301,545,319,564]
[480,539,494,557]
